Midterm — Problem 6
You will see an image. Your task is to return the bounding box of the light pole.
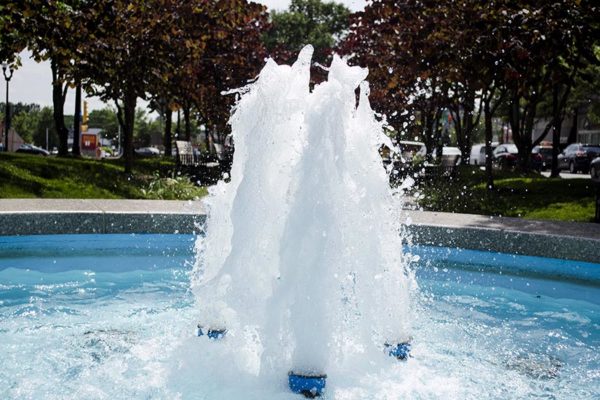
[2,62,14,152]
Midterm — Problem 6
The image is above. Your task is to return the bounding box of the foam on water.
[190,46,415,386]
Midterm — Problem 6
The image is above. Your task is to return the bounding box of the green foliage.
[417,166,596,222]
[134,108,163,147]
[342,0,600,171]
[3,105,59,148]
[141,174,208,200]
[263,0,350,64]
[32,107,59,149]
[11,111,38,143]
[88,108,119,142]
[0,2,26,66]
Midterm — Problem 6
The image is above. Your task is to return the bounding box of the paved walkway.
[0,199,203,214]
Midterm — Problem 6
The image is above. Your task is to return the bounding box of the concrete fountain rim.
[0,199,598,263]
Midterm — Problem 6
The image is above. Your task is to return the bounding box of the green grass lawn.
[0,153,208,200]
[417,166,596,223]
[2,154,595,222]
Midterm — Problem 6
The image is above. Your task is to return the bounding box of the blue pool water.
[0,234,598,399]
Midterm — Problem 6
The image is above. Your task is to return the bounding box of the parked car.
[557,143,600,174]
[493,144,518,169]
[398,140,426,163]
[135,146,161,157]
[469,143,499,165]
[532,145,553,171]
[15,144,50,156]
[493,143,542,171]
[432,146,462,167]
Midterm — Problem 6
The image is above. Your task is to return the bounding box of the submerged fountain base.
[195,325,226,340]
[385,342,411,360]
[288,371,327,398]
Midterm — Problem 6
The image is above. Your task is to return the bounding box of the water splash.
[192,45,415,385]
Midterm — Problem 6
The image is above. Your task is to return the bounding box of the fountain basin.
[0,233,598,399]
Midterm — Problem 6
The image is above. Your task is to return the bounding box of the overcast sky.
[4,0,366,113]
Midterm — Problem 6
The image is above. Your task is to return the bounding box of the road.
[540,171,590,179]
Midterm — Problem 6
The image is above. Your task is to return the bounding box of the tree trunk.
[184,105,191,142]
[464,98,475,161]
[550,86,561,178]
[509,96,532,172]
[72,83,82,157]
[164,107,173,158]
[122,92,137,174]
[434,109,444,164]
[204,124,211,153]
[51,60,69,157]
[484,97,494,191]
[455,90,477,162]
[567,107,578,145]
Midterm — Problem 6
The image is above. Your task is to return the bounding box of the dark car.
[134,146,161,157]
[558,143,600,174]
[532,145,553,171]
[16,144,50,156]
[493,144,542,171]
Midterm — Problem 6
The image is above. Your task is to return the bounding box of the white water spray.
[192,45,414,386]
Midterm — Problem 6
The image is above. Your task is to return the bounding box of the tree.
[493,0,600,171]
[75,0,268,173]
[190,0,268,142]
[74,0,191,172]
[35,107,59,149]
[263,0,350,65]
[133,108,162,147]
[8,0,92,157]
[0,2,27,65]
[11,109,39,143]
[340,0,454,161]
[88,107,120,145]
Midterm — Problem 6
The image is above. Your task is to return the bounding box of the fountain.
[0,47,597,396]
[190,45,415,397]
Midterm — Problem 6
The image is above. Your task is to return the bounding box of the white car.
[432,146,462,167]
[397,140,426,162]
[469,143,499,165]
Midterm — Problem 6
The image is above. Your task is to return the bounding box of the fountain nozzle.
[196,324,227,339]
[288,371,327,398]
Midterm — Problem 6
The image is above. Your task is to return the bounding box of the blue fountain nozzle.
[385,341,411,360]
[288,371,327,398]
[196,325,227,339]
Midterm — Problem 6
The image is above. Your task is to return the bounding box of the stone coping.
[403,210,600,264]
[0,199,205,236]
[0,199,598,263]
